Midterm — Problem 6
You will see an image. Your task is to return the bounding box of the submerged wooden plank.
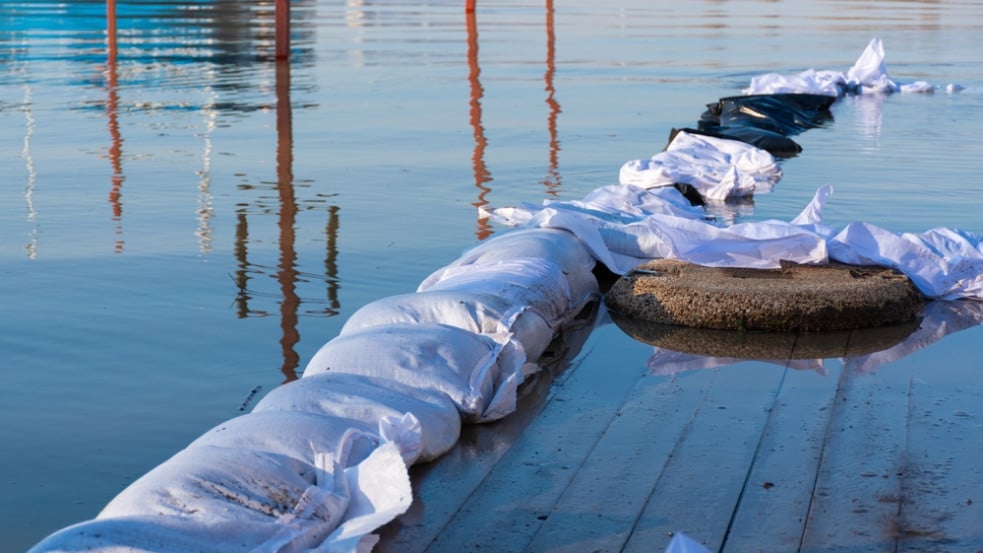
[621,360,788,553]
[720,362,842,552]
[799,359,914,552]
[379,325,655,553]
[520,368,714,552]
[375,310,604,552]
[896,331,983,553]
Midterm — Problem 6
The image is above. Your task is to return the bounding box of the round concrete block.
[605,259,924,332]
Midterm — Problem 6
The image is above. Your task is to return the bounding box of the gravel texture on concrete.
[605,259,924,332]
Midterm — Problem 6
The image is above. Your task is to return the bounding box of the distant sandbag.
[676,126,802,158]
[341,290,554,363]
[303,323,525,423]
[701,93,835,135]
[619,130,782,200]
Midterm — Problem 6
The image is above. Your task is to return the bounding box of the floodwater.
[2,1,982,551]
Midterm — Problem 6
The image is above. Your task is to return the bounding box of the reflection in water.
[467,8,493,241]
[196,107,216,254]
[275,58,301,383]
[542,0,562,198]
[469,2,563,238]
[22,83,38,259]
[230,59,342,382]
[105,0,125,253]
[611,300,983,378]
[324,206,341,315]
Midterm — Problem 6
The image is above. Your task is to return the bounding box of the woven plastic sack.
[418,228,598,309]
[340,290,554,364]
[254,372,461,463]
[303,323,525,423]
[418,258,574,327]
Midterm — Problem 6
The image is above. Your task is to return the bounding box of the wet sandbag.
[619,130,782,200]
[185,410,378,466]
[418,258,575,327]
[303,323,525,423]
[700,93,835,136]
[340,290,554,364]
[254,372,461,463]
[678,125,802,158]
[63,431,411,553]
[419,228,599,308]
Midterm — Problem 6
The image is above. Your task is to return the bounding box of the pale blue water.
[2,1,982,550]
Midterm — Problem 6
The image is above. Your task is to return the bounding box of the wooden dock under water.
[376,307,983,553]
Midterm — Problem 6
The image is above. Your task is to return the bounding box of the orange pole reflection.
[275,0,290,60]
[106,0,125,253]
[276,58,300,383]
[467,9,493,241]
[543,0,561,197]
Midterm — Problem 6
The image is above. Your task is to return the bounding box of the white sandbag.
[28,515,282,553]
[743,38,958,96]
[619,131,782,200]
[743,67,847,96]
[488,191,830,273]
[418,258,575,327]
[340,290,555,364]
[186,411,378,467]
[844,37,897,94]
[419,228,599,309]
[254,372,461,463]
[43,431,411,553]
[302,323,525,423]
[577,182,706,220]
[828,222,983,300]
[96,446,341,527]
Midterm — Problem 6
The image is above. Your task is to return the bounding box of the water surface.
[2,1,982,550]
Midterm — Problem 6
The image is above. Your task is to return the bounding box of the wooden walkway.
[376,306,983,553]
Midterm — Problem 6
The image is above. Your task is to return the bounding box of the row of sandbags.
[29,228,601,552]
[619,38,963,204]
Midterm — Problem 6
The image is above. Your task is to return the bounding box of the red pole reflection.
[543,0,561,197]
[275,0,290,60]
[276,58,300,383]
[106,0,125,253]
[467,8,493,241]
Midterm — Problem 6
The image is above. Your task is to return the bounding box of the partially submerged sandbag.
[619,130,782,200]
[691,93,834,157]
[418,227,599,309]
[340,290,554,363]
[303,323,525,423]
[56,434,411,553]
[418,258,577,327]
[254,372,461,463]
[701,93,835,135]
